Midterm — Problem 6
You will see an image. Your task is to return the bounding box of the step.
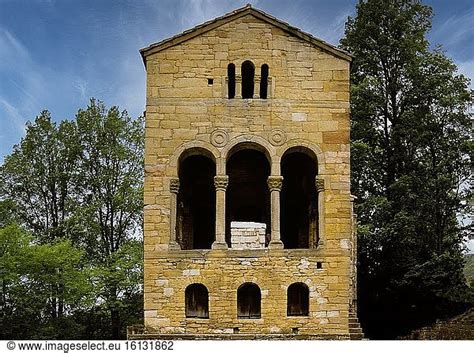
[350,333,365,340]
[349,328,363,334]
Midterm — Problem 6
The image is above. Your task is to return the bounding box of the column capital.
[170,178,180,194]
[267,176,283,192]
[214,175,229,191]
[315,175,325,192]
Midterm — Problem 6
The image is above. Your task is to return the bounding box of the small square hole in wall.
[316,262,323,269]
[207,78,214,85]
[233,327,239,334]
[292,327,299,334]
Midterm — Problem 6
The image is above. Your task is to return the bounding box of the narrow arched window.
[260,64,269,99]
[287,282,309,316]
[227,63,235,99]
[237,282,261,319]
[185,284,209,318]
[241,60,255,99]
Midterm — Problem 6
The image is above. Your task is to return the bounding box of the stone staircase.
[400,308,474,340]
[349,311,365,340]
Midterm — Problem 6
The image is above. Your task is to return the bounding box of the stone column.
[235,76,242,99]
[169,178,181,250]
[253,77,261,99]
[268,176,284,249]
[212,175,229,249]
[267,77,273,99]
[315,175,325,247]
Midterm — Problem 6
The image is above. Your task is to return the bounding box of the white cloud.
[0,97,27,134]
[431,7,474,49]
[176,0,253,32]
[457,59,474,88]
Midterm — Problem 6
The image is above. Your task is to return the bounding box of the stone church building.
[130,4,361,339]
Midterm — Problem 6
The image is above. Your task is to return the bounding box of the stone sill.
[144,247,350,259]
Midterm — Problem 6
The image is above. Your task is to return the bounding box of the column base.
[269,240,284,249]
[211,241,228,250]
[168,241,181,250]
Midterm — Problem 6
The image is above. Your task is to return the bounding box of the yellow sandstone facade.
[134,5,360,339]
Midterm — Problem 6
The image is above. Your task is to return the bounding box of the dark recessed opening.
[207,78,213,85]
[237,283,261,319]
[241,60,255,99]
[185,284,209,319]
[226,149,270,246]
[317,262,323,269]
[287,283,309,317]
[260,64,269,99]
[233,327,240,334]
[281,151,318,249]
[292,327,299,334]
[177,154,216,249]
[227,63,235,98]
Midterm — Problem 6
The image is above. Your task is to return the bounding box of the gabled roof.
[140,4,352,65]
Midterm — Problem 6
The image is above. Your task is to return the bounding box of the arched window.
[260,64,269,99]
[185,284,209,318]
[227,63,235,99]
[237,283,261,319]
[281,148,318,248]
[241,60,255,99]
[177,152,216,249]
[287,283,309,316]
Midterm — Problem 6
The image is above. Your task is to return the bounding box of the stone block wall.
[230,222,266,250]
[142,10,353,338]
[145,251,350,335]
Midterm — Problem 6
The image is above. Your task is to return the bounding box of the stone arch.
[275,140,325,175]
[169,141,221,176]
[221,135,276,174]
[177,152,216,250]
[287,282,309,316]
[277,140,326,249]
[237,282,261,319]
[225,138,272,247]
[185,283,209,319]
[241,60,255,99]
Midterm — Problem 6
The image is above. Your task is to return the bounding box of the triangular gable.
[140,4,352,65]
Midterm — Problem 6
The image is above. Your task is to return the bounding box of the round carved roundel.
[269,129,287,146]
[210,129,229,147]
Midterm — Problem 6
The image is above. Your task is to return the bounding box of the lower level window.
[287,282,309,316]
[185,283,209,318]
[237,282,261,319]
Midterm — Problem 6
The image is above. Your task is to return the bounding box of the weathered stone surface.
[140,6,355,338]
[231,222,266,250]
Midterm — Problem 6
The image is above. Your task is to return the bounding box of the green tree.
[0,112,78,243]
[0,224,91,339]
[73,99,144,339]
[340,0,473,338]
[0,99,144,339]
